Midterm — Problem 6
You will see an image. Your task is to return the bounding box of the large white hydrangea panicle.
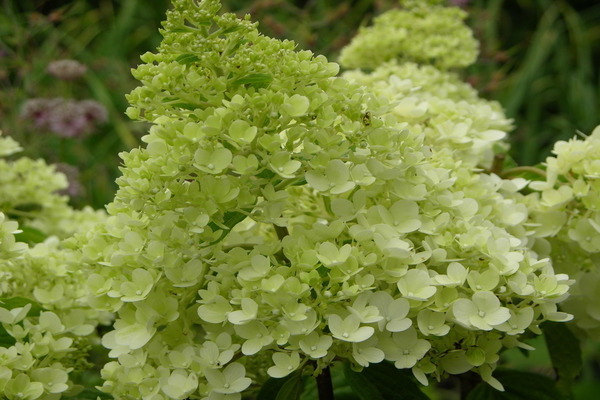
[72,1,573,398]
[525,126,600,336]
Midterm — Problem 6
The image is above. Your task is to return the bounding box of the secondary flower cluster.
[342,61,511,169]
[0,131,105,239]
[66,1,573,399]
[522,127,600,336]
[339,0,478,71]
[0,132,108,399]
[20,98,107,138]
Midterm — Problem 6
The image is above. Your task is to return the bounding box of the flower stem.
[500,166,547,179]
[316,366,334,400]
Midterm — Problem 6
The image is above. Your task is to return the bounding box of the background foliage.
[0,0,599,398]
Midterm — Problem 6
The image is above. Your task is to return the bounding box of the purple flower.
[46,59,87,80]
[48,100,91,137]
[79,100,108,124]
[20,98,108,138]
[20,98,61,128]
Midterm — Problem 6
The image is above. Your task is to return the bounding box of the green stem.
[490,153,506,175]
[500,166,547,179]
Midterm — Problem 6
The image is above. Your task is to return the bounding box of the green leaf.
[0,296,44,316]
[466,370,562,400]
[168,27,194,33]
[0,326,15,347]
[258,371,304,400]
[175,53,200,65]
[0,297,45,347]
[542,321,582,396]
[232,73,273,89]
[66,388,113,399]
[344,364,384,400]
[220,25,244,35]
[276,372,304,400]
[14,226,47,244]
[14,203,43,212]
[344,362,429,400]
[172,103,202,110]
[258,373,299,400]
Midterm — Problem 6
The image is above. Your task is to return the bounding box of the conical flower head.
[77,1,573,398]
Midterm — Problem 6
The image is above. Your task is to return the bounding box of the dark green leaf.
[161,96,180,103]
[0,297,45,347]
[207,209,250,233]
[344,363,384,400]
[14,203,43,212]
[258,373,300,400]
[542,321,582,396]
[466,384,507,400]
[220,25,244,35]
[256,372,304,400]
[172,103,202,110]
[175,54,200,65]
[14,226,47,244]
[466,369,562,400]
[232,73,273,89]
[257,169,276,179]
[189,18,212,27]
[0,296,44,317]
[0,326,16,347]
[343,362,429,400]
[66,388,113,399]
[169,27,195,33]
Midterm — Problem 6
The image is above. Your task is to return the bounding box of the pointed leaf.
[344,362,429,400]
[542,321,582,396]
[232,73,273,89]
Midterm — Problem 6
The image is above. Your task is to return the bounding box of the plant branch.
[316,366,334,400]
[490,153,505,175]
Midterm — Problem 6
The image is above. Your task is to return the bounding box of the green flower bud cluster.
[524,126,600,336]
[67,1,574,398]
[0,132,106,240]
[338,0,478,71]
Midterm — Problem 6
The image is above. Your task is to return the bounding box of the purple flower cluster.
[46,59,87,80]
[21,98,108,138]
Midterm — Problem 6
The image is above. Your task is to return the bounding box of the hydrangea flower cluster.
[1,133,108,399]
[0,131,105,239]
[66,1,573,398]
[0,223,106,400]
[339,0,478,71]
[20,98,107,138]
[523,126,600,336]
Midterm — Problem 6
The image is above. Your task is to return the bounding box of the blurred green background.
[0,0,599,398]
